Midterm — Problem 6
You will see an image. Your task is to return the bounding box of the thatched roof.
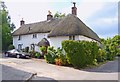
[13,14,100,42]
[37,38,50,47]
[48,14,100,42]
[12,19,61,36]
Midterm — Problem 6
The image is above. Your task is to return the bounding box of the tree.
[54,12,65,18]
[0,1,16,51]
[100,35,120,60]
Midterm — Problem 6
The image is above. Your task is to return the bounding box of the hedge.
[62,40,99,68]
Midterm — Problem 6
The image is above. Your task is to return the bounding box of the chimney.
[20,18,25,26]
[47,10,53,20]
[72,2,77,16]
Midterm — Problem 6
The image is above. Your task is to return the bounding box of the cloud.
[5,1,54,28]
[77,2,105,21]
[94,14,117,25]
[60,1,106,22]
[4,0,118,38]
[88,14,118,38]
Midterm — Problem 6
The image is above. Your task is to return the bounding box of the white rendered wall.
[13,34,100,52]
[79,35,93,41]
[13,33,49,52]
[49,36,69,49]
[49,35,80,49]
[79,35,100,46]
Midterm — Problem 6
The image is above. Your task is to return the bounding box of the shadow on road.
[1,64,57,82]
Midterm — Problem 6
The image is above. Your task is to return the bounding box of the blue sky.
[4,0,118,39]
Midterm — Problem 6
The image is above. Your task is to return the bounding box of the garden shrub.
[48,46,57,54]
[40,46,46,52]
[25,46,29,53]
[44,49,57,64]
[105,45,116,60]
[35,52,41,58]
[55,58,62,66]
[97,49,106,62]
[101,35,120,60]
[29,50,36,58]
[40,46,47,56]
[8,44,15,50]
[55,48,67,66]
[44,47,67,65]
[62,40,99,68]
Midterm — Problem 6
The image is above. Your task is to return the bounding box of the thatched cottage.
[12,3,100,52]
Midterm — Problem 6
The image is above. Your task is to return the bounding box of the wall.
[79,35,101,46]
[49,36,69,49]
[79,35,93,41]
[13,33,49,52]
[13,34,100,52]
[49,35,80,49]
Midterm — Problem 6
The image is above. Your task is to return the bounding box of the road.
[0,53,119,81]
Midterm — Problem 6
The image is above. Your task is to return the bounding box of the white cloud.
[77,2,105,21]
[5,1,53,28]
[4,0,118,38]
[94,14,117,26]
[60,1,106,22]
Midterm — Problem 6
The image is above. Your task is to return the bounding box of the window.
[18,44,22,50]
[18,35,21,40]
[33,34,37,38]
[69,36,75,40]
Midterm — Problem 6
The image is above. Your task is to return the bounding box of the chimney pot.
[20,18,25,26]
[72,2,77,16]
[47,10,53,20]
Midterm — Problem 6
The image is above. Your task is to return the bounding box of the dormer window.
[18,35,21,40]
[33,34,37,38]
[69,36,75,40]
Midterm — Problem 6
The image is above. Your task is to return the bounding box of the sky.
[3,0,119,39]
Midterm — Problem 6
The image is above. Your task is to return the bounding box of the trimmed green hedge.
[62,40,99,68]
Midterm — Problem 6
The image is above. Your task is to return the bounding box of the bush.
[40,46,47,56]
[48,46,57,54]
[105,45,116,60]
[40,46,46,52]
[44,47,67,65]
[55,58,62,66]
[25,47,29,53]
[35,52,41,58]
[97,49,106,62]
[29,51,36,58]
[44,50,57,64]
[55,48,67,66]
[62,40,99,68]
[8,45,15,50]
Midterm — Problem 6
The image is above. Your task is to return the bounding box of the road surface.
[0,53,119,81]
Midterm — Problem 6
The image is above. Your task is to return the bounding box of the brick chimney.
[72,2,77,16]
[20,18,25,26]
[47,10,53,20]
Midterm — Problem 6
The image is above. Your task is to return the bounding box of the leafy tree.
[100,35,120,60]
[54,12,65,18]
[0,1,16,51]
